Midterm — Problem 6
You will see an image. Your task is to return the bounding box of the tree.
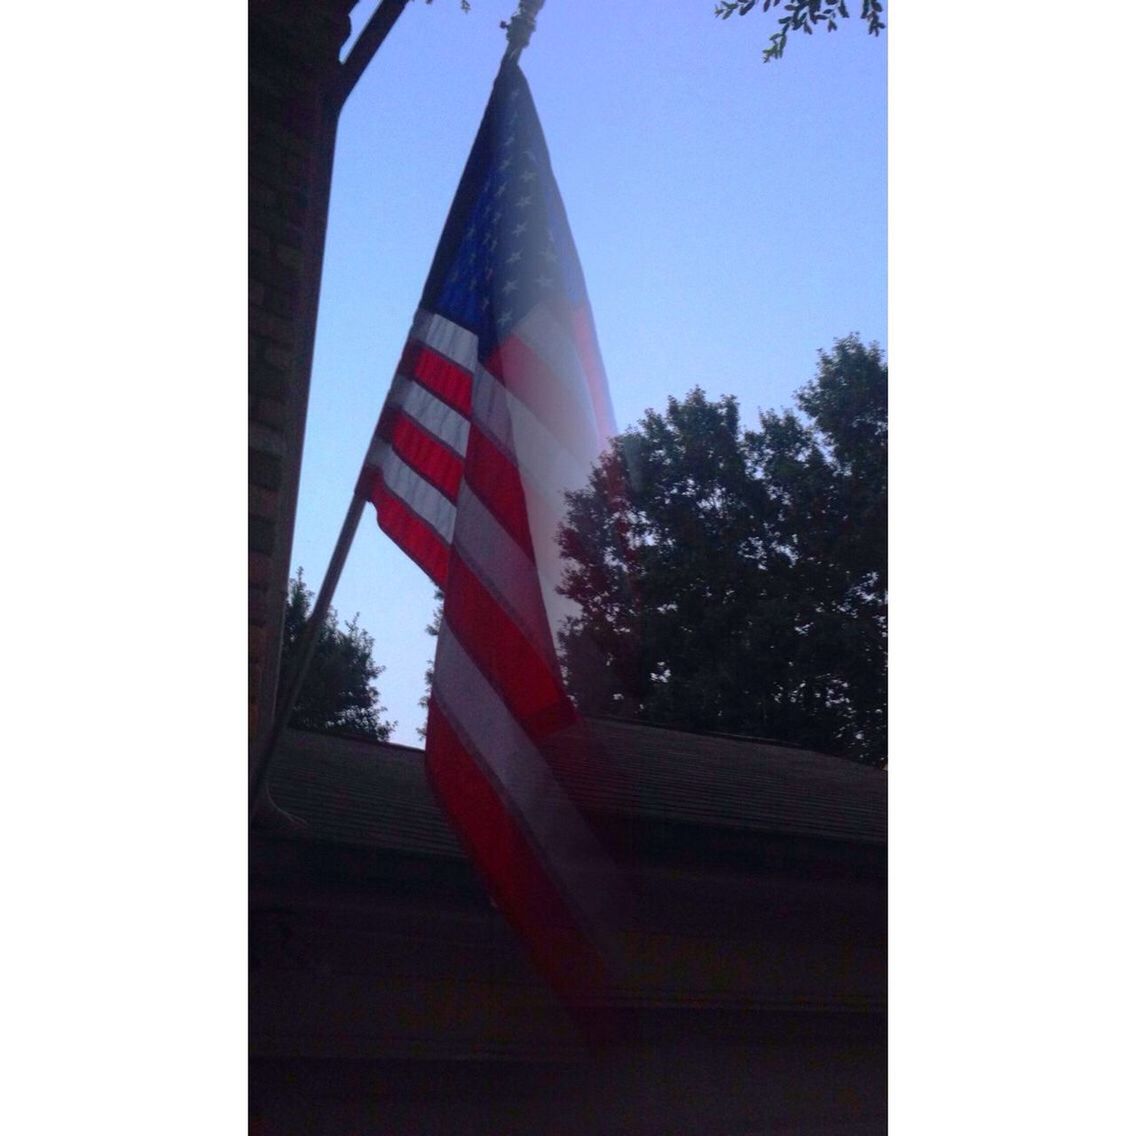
[417,589,444,741]
[557,335,886,766]
[714,0,885,62]
[279,571,394,741]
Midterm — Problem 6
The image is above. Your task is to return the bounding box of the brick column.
[249,0,356,746]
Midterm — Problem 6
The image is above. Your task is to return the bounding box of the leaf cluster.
[280,571,394,741]
[714,0,885,62]
[557,335,887,766]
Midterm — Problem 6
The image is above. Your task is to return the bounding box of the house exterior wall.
[249,832,886,1134]
[251,1044,885,1136]
[248,0,355,744]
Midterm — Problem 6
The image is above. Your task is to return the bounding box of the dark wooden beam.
[336,0,410,111]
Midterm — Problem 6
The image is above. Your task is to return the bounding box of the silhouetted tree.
[417,589,444,741]
[558,335,886,766]
[280,571,394,741]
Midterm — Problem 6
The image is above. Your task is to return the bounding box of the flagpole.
[249,488,367,820]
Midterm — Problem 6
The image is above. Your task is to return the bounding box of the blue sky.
[291,0,887,743]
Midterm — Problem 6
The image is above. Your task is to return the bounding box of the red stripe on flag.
[463,426,535,561]
[364,470,450,588]
[380,409,463,502]
[400,340,473,416]
[425,702,609,1007]
[445,551,576,739]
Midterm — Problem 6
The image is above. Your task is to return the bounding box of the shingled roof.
[265,718,886,858]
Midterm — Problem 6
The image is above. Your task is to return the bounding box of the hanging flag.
[359,59,623,1005]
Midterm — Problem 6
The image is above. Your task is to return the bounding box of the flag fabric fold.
[360,59,622,1004]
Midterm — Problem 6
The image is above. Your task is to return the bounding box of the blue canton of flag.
[428,72,590,357]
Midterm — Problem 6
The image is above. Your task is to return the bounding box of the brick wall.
[249,0,356,744]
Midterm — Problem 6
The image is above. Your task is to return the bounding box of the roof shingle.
[266,719,885,855]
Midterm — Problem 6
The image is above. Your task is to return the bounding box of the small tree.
[279,571,394,741]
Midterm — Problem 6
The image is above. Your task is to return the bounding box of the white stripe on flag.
[452,483,558,668]
[410,308,480,374]
[386,373,471,456]
[433,619,615,931]
[367,439,457,545]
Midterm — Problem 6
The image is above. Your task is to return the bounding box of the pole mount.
[502,0,546,61]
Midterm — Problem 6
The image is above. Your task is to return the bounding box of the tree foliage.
[426,2,884,64]
[557,335,886,766]
[417,589,444,741]
[280,571,394,741]
[714,0,885,62]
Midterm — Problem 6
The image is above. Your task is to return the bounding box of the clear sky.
[291,0,887,743]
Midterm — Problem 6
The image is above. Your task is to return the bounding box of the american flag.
[360,60,622,1003]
